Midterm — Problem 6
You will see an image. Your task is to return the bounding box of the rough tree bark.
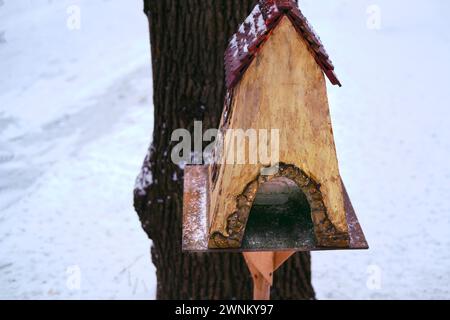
[134,0,316,300]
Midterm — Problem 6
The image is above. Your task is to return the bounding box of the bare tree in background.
[134,0,315,300]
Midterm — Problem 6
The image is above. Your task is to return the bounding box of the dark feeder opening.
[242,177,316,249]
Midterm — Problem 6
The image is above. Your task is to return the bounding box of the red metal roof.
[225,0,341,90]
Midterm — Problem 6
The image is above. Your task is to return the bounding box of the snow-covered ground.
[0,0,155,299]
[305,0,450,299]
[0,0,449,300]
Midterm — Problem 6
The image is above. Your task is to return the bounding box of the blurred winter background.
[0,0,448,299]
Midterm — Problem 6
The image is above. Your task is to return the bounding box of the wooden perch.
[243,251,295,300]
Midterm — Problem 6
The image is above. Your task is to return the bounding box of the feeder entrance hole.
[242,177,316,249]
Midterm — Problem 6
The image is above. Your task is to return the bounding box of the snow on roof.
[225,0,341,90]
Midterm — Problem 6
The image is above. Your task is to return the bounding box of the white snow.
[255,6,266,32]
[135,164,153,197]
[0,0,155,299]
[243,4,265,38]
[1,0,449,300]
[303,0,450,299]
[233,4,267,56]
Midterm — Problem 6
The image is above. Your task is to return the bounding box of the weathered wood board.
[208,18,349,249]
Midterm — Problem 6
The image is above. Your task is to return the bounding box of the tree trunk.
[134,0,316,300]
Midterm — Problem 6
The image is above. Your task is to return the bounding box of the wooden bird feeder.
[182,0,368,300]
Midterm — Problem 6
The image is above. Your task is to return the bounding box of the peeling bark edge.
[209,163,350,249]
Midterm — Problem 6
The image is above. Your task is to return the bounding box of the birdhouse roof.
[225,0,341,90]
